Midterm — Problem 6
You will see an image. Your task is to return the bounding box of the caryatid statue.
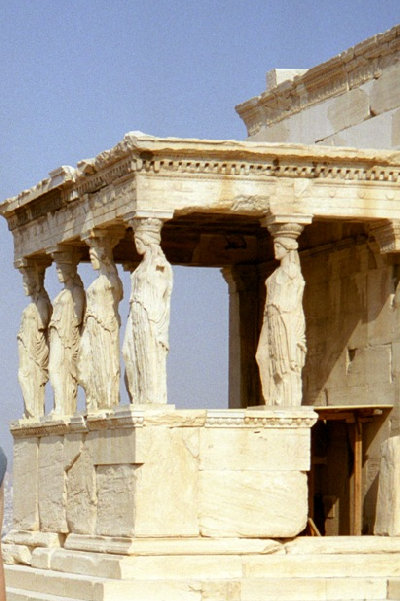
[256,222,307,406]
[17,259,52,419]
[122,217,173,404]
[77,233,123,411]
[48,249,85,416]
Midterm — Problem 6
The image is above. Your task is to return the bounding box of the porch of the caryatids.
[122,214,173,405]
[256,215,312,407]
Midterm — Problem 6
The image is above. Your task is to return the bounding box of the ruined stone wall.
[301,235,400,533]
[302,239,399,407]
[237,25,400,149]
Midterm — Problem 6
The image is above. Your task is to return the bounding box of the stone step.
[243,553,400,579]
[241,577,388,601]
[5,565,392,601]
[7,588,80,601]
[388,577,400,600]
[64,533,283,556]
[28,547,400,581]
[5,565,102,601]
[7,581,200,601]
[31,547,243,579]
[285,536,400,555]
[6,565,200,601]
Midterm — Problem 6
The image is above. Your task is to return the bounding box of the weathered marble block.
[9,407,317,543]
[13,437,39,530]
[374,434,400,535]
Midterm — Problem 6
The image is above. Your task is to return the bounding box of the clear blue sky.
[0,0,399,461]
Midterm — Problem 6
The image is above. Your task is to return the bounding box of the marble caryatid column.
[77,232,123,411]
[48,248,85,416]
[122,217,173,404]
[256,216,311,406]
[17,258,52,419]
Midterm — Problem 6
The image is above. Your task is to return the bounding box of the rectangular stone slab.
[199,470,308,538]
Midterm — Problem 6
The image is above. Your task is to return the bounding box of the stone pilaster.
[222,266,260,408]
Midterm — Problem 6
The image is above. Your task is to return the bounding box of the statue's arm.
[292,280,307,369]
[109,266,123,302]
[156,264,173,348]
[73,287,86,325]
[37,296,52,330]
[284,278,306,368]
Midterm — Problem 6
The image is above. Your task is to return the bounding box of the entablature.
[3,132,400,262]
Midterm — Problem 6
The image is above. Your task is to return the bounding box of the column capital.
[45,245,82,264]
[260,214,312,242]
[260,213,313,234]
[369,219,400,253]
[14,255,51,272]
[80,226,125,249]
[123,210,173,228]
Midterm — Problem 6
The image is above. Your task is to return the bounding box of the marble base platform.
[9,406,317,540]
[5,406,323,599]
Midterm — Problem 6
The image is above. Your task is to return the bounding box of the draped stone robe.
[78,270,122,411]
[18,292,52,418]
[123,250,173,404]
[257,261,306,406]
[49,281,85,415]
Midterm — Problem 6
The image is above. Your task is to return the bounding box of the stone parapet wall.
[8,407,316,548]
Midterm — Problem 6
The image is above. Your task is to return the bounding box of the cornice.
[205,408,318,428]
[9,407,317,437]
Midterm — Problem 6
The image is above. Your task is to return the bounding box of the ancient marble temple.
[0,127,400,601]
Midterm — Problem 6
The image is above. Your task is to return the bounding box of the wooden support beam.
[352,418,363,536]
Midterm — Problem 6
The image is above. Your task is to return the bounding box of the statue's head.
[53,250,78,283]
[88,239,113,271]
[273,236,298,261]
[133,218,162,256]
[56,261,76,284]
[20,264,45,297]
